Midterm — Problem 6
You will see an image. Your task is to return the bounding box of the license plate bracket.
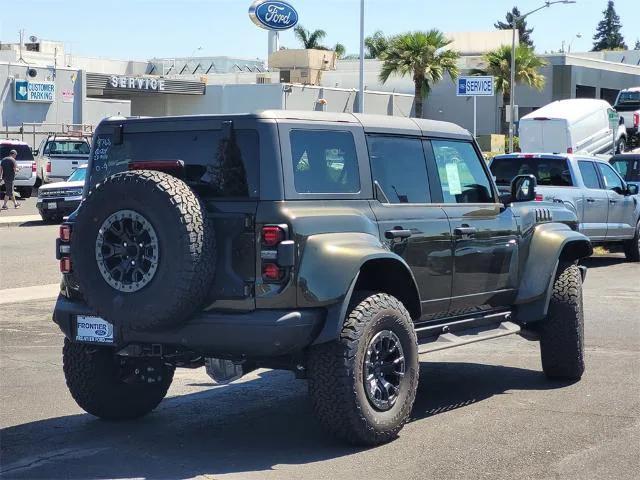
[76,315,114,344]
[47,202,57,209]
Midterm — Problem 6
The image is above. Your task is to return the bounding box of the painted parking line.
[0,284,60,305]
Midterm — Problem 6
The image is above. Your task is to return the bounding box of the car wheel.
[623,220,640,262]
[63,339,174,420]
[616,137,626,154]
[16,187,32,199]
[538,262,585,380]
[307,292,419,445]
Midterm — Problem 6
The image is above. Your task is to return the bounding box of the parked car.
[36,165,86,223]
[0,140,37,199]
[518,99,627,155]
[613,87,640,150]
[54,112,593,446]
[610,153,640,189]
[35,135,91,185]
[490,153,640,260]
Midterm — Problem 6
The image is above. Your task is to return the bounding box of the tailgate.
[48,155,88,178]
[15,160,34,180]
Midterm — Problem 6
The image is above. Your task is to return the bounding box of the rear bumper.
[53,295,326,358]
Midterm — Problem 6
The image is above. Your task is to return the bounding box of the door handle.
[454,226,478,237]
[385,229,412,240]
[609,200,617,204]
[586,198,596,203]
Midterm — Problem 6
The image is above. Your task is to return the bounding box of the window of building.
[290,130,360,194]
[367,136,430,204]
[432,140,494,203]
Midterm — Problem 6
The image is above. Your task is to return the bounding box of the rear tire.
[539,262,585,380]
[16,187,32,199]
[307,293,419,445]
[616,137,626,154]
[63,339,174,420]
[623,221,640,262]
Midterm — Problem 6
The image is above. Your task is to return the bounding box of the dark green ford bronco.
[54,111,592,445]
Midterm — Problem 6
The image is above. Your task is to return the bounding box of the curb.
[0,215,44,228]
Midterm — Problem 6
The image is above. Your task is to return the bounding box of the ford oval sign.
[249,0,299,31]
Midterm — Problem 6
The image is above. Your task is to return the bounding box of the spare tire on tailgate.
[71,170,215,331]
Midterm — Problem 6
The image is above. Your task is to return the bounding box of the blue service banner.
[456,76,494,97]
[14,80,56,102]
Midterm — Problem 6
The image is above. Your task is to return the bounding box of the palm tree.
[333,43,346,59]
[471,44,547,129]
[294,25,327,50]
[365,30,389,58]
[379,30,460,118]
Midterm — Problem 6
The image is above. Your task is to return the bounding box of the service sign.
[14,80,56,103]
[457,76,494,97]
[249,0,299,31]
[109,75,166,92]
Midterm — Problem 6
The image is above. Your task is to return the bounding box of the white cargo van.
[519,99,626,155]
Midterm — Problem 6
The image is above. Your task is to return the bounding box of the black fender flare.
[515,223,592,324]
[296,232,420,345]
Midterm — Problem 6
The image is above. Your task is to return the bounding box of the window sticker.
[445,163,463,195]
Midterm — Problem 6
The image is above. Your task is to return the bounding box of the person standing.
[1,149,20,209]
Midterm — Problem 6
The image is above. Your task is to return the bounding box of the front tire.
[538,263,585,380]
[63,339,174,420]
[623,220,640,262]
[307,293,419,445]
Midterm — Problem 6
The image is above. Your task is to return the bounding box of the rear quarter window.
[0,145,33,161]
[90,128,259,198]
[490,157,573,187]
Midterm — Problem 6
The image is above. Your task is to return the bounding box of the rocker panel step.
[417,319,521,354]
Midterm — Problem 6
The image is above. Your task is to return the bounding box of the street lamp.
[508,0,576,153]
[358,0,365,113]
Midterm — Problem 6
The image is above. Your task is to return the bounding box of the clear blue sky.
[0,0,637,61]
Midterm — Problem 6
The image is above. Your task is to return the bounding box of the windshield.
[1,145,34,161]
[610,156,640,182]
[615,91,640,112]
[490,157,573,187]
[67,167,87,183]
[46,140,91,155]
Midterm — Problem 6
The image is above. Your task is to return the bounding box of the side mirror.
[33,149,39,156]
[511,174,538,202]
[627,184,639,196]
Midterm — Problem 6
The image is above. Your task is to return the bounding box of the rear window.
[90,128,259,198]
[45,140,90,155]
[610,157,640,182]
[290,130,360,194]
[490,157,573,187]
[615,91,640,112]
[0,144,33,161]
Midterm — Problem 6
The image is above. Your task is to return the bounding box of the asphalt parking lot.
[0,222,638,480]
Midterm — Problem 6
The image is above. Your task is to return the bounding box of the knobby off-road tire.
[623,220,640,262]
[307,293,419,446]
[71,170,215,331]
[538,262,585,380]
[63,339,174,420]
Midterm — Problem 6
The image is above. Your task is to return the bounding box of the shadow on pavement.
[580,255,628,269]
[0,361,570,479]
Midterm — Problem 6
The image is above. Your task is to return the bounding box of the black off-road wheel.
[623,221,640,262]
[63,339,174,420]
[71,170,215,331]
[538,262,585,380]
[307,293,419,446]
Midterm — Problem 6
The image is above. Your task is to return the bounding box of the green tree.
[494,6,534,48]
[634,39,640,50]
[364,30,389,58]
[333,43,346,59]
[471,44,547,132]
[379,30,460,118]
[592,1,627,51]
[293,25,327,49]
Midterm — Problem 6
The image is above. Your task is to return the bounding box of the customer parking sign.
[14,80,56,103]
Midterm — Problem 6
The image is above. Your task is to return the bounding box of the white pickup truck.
[35,136,91,184]
[613,87,640,151]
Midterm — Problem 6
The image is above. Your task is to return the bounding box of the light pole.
[508,1,576,153]
[358,0,365,113]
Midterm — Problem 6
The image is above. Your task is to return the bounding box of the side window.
[597,163,624,191]
[290,130,360,194]
[431,140,494,204]
[367,136,430,203]
[43,142,51,154]
[578,161,601,189]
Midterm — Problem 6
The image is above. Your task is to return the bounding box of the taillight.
[31,161,36,173]
[634,112,639,128]
[567,147,573,154]
[262,226,285,247]
[46,161,51,173]
[59,224,72,242]
[262,263,284,281]
[535,194,544,202]
[60,257,72,274]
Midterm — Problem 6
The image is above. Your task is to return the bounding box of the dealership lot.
[0,223,638,480]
